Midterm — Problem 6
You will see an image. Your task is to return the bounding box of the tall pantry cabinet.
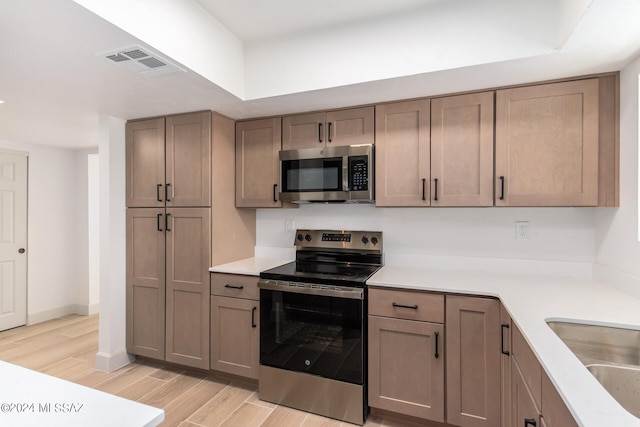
[126,111,255,370]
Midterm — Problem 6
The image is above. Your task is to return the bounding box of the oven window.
[281,158,342,192]
[260,290,364,385]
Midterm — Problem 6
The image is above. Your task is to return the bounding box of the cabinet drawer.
[513,325,542,408]
[210,273,259,300]
[369,288,444,323]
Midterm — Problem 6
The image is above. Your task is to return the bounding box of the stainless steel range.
[258,229,383,425]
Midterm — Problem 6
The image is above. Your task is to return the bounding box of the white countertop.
[209,257,292,276]
[0,360,164,427]
[368,266,640,427]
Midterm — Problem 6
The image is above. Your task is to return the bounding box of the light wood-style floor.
[0,315,408,427]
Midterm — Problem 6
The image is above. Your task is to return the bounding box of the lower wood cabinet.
[368,314,445,421]
[210,273,260,379]
[126,208,211,370]
[446,296,501,427]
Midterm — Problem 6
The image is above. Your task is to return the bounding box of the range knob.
[297,233,304,242]
[305,234,312,242]
[361,236,369,244]
[371,237,379,245]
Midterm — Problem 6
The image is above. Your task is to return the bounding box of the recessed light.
[0,100,5,104]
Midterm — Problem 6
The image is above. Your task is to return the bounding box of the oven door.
[258,280,365,385]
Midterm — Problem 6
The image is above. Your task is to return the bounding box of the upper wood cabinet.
[126,111,212,208]
[445,295,501,427]
[236,118,282,208]
[431,92,495,207]
[375,99,431,206]
[376,93,494,207]
[495,79,600,206]
[282,106,374,150]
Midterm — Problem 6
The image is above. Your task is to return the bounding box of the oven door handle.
[258,279,364,300]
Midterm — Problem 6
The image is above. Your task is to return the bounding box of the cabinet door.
[446,296,501,427]
[126,208,165,360]
[325,106,374,147]
[166,112,211,207]
[512,360,541,427]
[126,118,165,208]
[210,295,259,379]
[165,208,211,369]
[496,79,599,206]
[368,315,444,422]
[541,371,578,427]
[500,304,513,427]
[375,99,431,206]
[431,92,494,206]
[236,118,283,207]
[282,112,325,150]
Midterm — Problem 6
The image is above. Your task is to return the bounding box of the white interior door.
[0,152,27,331]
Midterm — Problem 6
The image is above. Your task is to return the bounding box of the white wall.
[257,204,596,275]
[594,53,640,293]
[0,139,91,323]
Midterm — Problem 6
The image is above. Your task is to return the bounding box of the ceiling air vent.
[100,46,184,77]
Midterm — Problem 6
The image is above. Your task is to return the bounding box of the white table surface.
[368,266,640,427]
[0,360,164,427]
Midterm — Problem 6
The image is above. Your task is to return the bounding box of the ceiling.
[1,0,639,149]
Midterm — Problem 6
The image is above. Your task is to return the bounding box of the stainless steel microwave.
[279,144,374,203]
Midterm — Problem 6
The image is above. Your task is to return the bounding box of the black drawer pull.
[273,184,278,203]
[157,213,163,231]
[157,184,163,202]
[224,284,244,290]
[328,122,333,142]
[499,176,505,200]
[434,331,440,359]
[165,213,171,232]
[421,178,426,201]
[318,123,323,143]
[434,178,438,201]
[501,323,511,355]
[165,183,171,202]
[251,307,257,328]
[392,302,418,310]
[524,419,536,427]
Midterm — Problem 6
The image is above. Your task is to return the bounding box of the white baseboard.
[27,303,100,325]
[95,350,134,373]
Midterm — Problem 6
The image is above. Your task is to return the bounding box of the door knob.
[18,248,25,254]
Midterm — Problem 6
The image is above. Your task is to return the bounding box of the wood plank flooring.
[0,315,408,427]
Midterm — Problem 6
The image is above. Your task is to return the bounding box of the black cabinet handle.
[328,122,332,142]
[318,123,323,143]
[224,284,244,290]
[434,178,438,202]
[157,213,163,231]
[524,419,537,427]
[422,178,426,201]
[251,307,257,328]
[434,331,440,359]
[273,184,278,203]
[499,176,505,200]
[157,184,163,202]
[165,183,171,202]
[501,324,511,355]
[392,302,418,310]
[165,213,171,232]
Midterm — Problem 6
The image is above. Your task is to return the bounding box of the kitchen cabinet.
[126,111,212,208]
[282,106,374,150]
[445,295,501,427]
[495,79,600,206]
[375,99,431,206]
[210,273,259,380]
[500,304,512,427]
[510,324,578,427]
[127,112,255,371]
[368,288,445,422]
[376,92,493,207]
[235,117,283,208]
[431,92,494,207]
[126,208,211,369]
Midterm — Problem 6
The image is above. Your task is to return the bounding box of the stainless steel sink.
[547,321,640,418]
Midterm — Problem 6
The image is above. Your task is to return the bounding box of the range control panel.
[294,229,382,253]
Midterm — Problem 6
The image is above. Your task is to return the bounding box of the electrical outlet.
[515,221,529,240]
[285,219,295,231]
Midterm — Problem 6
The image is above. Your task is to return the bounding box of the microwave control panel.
[349,156,369,191]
